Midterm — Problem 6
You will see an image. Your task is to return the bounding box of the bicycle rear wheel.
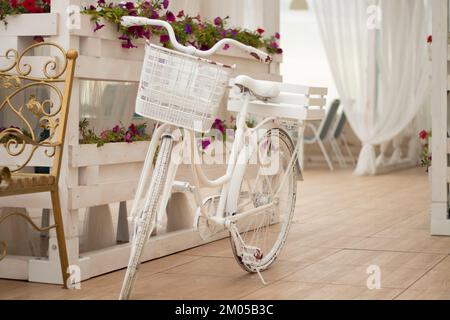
[119,136,173,300]
[229,128,297,273]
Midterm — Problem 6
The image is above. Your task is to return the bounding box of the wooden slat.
[228,99,326,121]
[69,142,150,167]
[69,181,138,209]
[0,145,53,167]
[447,137,450,154]
[75,55,143,82]
[0,13,58,36]
[448,167,450,184]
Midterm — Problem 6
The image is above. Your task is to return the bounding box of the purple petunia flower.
[212,118,225,134]
[94,22,105,32]
[97,0,105,6]
[160,34,170,43]
[118,34,130,41]
[119,35,137,49]
[125,2,135,10]
[221,30,227,37]
[122,41,137,49]
[231,29,238,37]
[129,123,139,135]
[151,11,160,19]
[125,132,133,143]
[214,17,222,26]
[275,32,281,39]
[166,11,175,22]
[163,0,169,9]
[201,138,211,150]
[112,125,120,133]
[185,24,192,34]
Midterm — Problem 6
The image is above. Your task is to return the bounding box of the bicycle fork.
[119,134,175,300]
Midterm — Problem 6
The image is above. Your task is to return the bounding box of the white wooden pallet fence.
[0,0,282,284]
[431,0,450,236]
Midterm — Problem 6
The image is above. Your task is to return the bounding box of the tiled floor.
[1,167,450,300]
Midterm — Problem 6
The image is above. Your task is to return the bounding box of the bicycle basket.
[135,44,234,133]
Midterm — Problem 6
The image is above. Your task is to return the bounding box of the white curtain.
[312,0,430,175]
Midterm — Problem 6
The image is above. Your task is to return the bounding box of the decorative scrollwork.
[1,75,21,89]
[0,42,68,81]
[0,213,57,262]
[0,42,73,173]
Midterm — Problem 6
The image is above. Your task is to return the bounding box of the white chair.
[329,112,356,168]
[304,99,340,170]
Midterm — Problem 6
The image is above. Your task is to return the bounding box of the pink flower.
[419,130,428,140]
[177,10,185,18]
[160,34,170,43]
[94,22,105,32]
[275,32,281,39]
[212,118,225,134]
[166,11,175,22]
[163,0,169,9]
[257,28,265,35]
[270,41,279,48]
[214,17,222,26]
[129,123,139,135]
[125,2,135,10]
[112,125,120,133]
[223,44,230,50]
[201,138,211,150]
[125,132,133,143]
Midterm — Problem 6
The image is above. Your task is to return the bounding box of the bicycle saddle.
[234,75,280,100]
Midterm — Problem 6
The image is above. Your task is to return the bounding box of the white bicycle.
[119,16,327,300]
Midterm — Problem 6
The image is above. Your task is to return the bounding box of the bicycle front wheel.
[119,135,173,300]
[229,128,297,273]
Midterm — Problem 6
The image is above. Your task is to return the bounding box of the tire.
[119,136,173,300]
[229,128,297,273]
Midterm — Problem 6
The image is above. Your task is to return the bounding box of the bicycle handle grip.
[120,16,273,64]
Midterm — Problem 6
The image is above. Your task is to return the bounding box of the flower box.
[0,13,58,37]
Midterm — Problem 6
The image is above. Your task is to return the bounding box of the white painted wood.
[0,256,29,280]
[70,142,150,167]
[0,13,58,36]
[431,0,450,235]
[228,101,326,121]
[0,145,53,167]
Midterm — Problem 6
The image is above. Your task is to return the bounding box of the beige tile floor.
[1,167,450,300]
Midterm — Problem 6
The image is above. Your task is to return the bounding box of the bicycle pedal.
[241,245,264,265]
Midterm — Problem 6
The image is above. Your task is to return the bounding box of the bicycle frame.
[136,91,304,235]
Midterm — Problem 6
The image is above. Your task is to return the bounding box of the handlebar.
[121,16,273,64]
